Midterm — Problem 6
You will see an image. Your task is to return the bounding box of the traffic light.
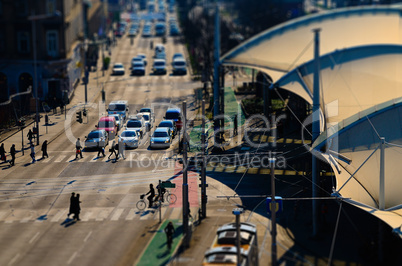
[76,111,83,123]
[83,109,87,117]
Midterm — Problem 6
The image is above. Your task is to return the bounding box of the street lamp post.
[28,11,61,146]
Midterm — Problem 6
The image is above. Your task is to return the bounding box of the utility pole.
[232,208,243,265]
[312,28,321,237]
[200,100,207,218]
[270,158,277,266]
[213,3,220,145]
[182,101,190,247]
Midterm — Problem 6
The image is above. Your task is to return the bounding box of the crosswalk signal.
[76,111,83,123]
[83,109,87,117]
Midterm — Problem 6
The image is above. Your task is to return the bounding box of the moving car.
[112,63,125,75]
[172,57,187,75]
[165,108,181,122]
[126,118,145,138]
[107,100,129,122]
[150,127,172,149]
[157,120,176,137]
[152,59,167,75]
[137,53,147,66]
[131,61,146,76]
[84,129,109,149]
[97,116,118,138]
[138,112,152,131]
[119,130,140,148]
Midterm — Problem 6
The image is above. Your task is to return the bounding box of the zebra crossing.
[0,206,189,224]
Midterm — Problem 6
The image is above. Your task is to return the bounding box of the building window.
[46,0,56,15]
[17,32,30,54]
[15,0,28,17]
[46,30,58,58]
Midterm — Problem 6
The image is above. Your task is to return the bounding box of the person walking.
[72,194,81,221]
[108,140,117,159]
[0,143,6,162]
[9,144,16,166]
[114,141,120,161]
[97,142,105,157]
[117,139,125,160]
[30,143,36,163]
[164,221,175,250]
[27,129,34,144]
[41,140,49,159]
[146,184,155,208]
[67,192,76,218]
[75,138,83,159]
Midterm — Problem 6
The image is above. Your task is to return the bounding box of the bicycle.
[164,190,177,204]
[136,194,147,210]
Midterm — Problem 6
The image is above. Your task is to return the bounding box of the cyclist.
[156,182,166,203]
[146,184,155,208]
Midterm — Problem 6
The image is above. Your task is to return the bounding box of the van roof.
[109,100,128,104]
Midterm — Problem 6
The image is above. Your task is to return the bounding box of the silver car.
[119,130,140,148]
[84,130,109,149]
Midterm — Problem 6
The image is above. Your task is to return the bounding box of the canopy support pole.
[312,28,321,237]
[213,3,221,145]
[379,137,385,210]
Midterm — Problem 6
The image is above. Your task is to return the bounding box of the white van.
[107,100,129,123]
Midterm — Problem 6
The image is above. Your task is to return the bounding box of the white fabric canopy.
[221,6,402,82]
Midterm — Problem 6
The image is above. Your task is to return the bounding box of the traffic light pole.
[182,101,190,248]
[21,127,24,156]
[201,100,207,218]
[270,158,277,266]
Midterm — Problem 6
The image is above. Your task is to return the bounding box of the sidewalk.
[0,44,118,167]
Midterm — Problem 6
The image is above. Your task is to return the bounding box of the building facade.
[0,0,107,124]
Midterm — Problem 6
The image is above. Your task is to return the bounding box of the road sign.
[161,181,176,188]
[266,196,283,215]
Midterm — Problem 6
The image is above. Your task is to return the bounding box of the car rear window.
[121,131,137,137]
[159,121,172,127]
[166,112,179,120]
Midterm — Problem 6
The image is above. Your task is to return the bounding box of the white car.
[150,127,172,149]
[119,130,140,148]
[112,63,125,75]
[152,59,167,75]
[126,118,145,138]
[137,112,152,131]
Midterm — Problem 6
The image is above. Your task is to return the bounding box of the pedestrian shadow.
[69,158,80,162]
[2,164,12,170]
[157,249,170,258]
[37,214,48,221]
[23,161,36,167]
[140,209,155,218]
[60,218,77,227]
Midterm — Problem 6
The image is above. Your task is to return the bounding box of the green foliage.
[242,97,264,115]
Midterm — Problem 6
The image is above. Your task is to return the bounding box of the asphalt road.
[0,11,202,266]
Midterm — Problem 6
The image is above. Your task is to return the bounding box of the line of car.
[84,100,182,151]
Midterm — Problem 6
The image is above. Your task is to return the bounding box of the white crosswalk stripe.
[54,155,66,163]
[0,207,180,223]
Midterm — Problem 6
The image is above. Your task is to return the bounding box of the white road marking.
[84,231,92,242]
[95,209,111,221]
[8,253,20,266]
[41,156,53,163]
[54,155,66,163]
[20,212,33,223]
[125,209,138,221]
[81,211,92,222]
[110,208,124,221]
[50,209,67,222]
[67,251,77,265]
[29,232,40,244]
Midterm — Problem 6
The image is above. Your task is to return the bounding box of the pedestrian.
[27,129,34,144]
[67,192,75,218]
[9,144,16,166]
[30,142,36,163]
[118,139,125,160]
[233,114,238,136]
[72,193,81,221]
[97,142,105,157]
[108,140,117,159]
[114,141,120,161]
[146,184,155,208]
[0,143,6,162]
[164,221,175,250]
[75,138,83,159]
[41,140,49,159]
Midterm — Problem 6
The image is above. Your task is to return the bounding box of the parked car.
[157,120,176,137]
[126,118,145,138]
[112,63,125,75]
[84,129,109,149]
[119,130,140,148]
[97,116,118,138]
[150,127,172,149]
[152,59,167,75]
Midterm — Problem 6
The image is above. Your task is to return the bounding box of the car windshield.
[166,112,179,120]
[109,104,126,111]
[98,121,114,128]
[154,61,165,66]
[88,132,102,139]
[121,131,137,137]
[154,132,168,137]
[134,63,144,67]
[127,121,142,127]
[174,61,186,66]
[143,114,150,121]
[159,121,172,127]
[114,64,123,68]
[140,108,151,113]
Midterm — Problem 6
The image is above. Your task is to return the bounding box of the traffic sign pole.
[270,158,277,266]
